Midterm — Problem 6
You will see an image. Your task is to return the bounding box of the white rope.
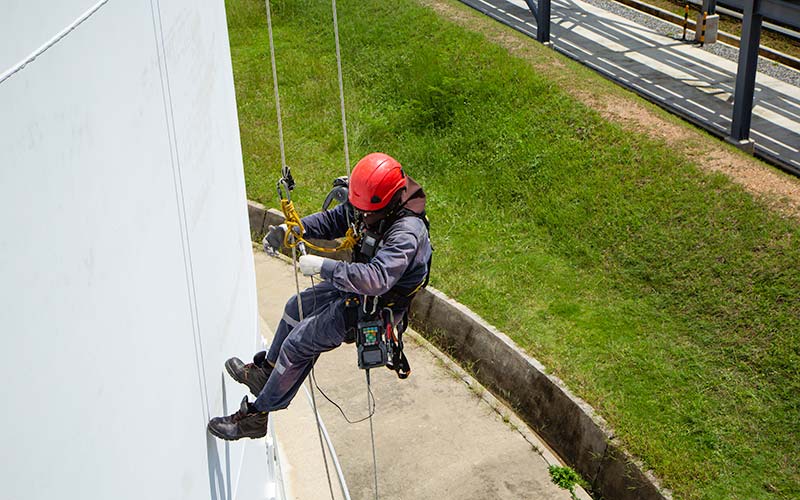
[301,383,352,500]
[265,0,287,173]
[264,2,335,497]
[294,247,336,500]
[265,2,379,498]
[331,7,380,496]
[331,0,352,177]
[0,0,110,85]
[367,371,379,500]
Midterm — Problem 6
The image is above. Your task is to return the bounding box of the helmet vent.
[370,195,382,203]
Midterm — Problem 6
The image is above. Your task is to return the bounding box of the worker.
[207,152,432,440]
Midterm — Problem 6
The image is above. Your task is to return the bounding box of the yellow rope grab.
[280,197,359,253]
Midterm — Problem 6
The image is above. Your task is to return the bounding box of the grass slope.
[225,0,800,498]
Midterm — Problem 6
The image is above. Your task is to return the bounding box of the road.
[459,0,800,174]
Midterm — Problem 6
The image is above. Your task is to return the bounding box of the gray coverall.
[253,203,432,412]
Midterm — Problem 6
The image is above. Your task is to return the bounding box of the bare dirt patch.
[419,0,800,220]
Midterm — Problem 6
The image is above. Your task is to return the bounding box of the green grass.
[224,0,800,498]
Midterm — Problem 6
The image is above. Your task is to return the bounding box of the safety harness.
[276,172,431,380]
[338,193,431,380]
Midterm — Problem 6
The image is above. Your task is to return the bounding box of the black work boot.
[225,355,272,396]
[207,396,268,441]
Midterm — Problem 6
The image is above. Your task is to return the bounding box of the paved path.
[458,0,800,174]
[250,250,588,499]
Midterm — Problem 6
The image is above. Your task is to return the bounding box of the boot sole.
[224,359,264,397]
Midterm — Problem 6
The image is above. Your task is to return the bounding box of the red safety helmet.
[348,153,407,212]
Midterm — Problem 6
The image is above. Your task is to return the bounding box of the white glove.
[299,255,327,276]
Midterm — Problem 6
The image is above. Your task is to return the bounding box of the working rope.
[265,1,382,498]
[264,0,287,173]
[264,1,336,499]
[332,0,351,178]
[367,370,379,500]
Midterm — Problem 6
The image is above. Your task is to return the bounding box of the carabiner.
[277,178,292,202]
[362,295,378,316]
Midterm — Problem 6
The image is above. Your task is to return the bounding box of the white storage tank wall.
[0,1,265,498]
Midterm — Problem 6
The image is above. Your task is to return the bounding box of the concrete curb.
[246,200,672,500]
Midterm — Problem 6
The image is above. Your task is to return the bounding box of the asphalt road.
[458,0,800,175]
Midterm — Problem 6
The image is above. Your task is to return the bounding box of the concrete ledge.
[409,287,672,500]
[247,200,268,240]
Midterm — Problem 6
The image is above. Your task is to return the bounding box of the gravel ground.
[573,0,800,87]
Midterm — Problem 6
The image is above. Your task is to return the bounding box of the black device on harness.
[354,296,388,369]
[354,304,412,379]
[356,317,388,370]
[345,295,390,369]
[358,229,381,260]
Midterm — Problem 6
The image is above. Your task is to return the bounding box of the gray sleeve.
[300,203,349,240]
[320,227,419,296]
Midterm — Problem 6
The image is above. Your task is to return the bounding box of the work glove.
[263,224,288,255]
[299,255,327,276]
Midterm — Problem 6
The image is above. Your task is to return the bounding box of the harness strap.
[386,332,411,379]
[385,310,412,379]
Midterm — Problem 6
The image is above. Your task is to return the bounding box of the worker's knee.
[281,295,301,328]
[284,294,298,316]
[282,324,342,362]
[281,333,315,363]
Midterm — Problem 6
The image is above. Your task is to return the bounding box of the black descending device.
[356,317,388,369]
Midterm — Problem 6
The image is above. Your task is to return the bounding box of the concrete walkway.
[458,0,800,173]
[250,249,586,499]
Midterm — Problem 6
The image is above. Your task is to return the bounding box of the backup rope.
[330,2,381,497]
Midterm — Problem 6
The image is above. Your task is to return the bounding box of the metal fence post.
[524,0,551,44]
[729,0,762,146]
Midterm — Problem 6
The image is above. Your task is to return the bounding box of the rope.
[291,246,337,500]
[0,0,110,85]
[265,0,287,173]
[367,370,380,500]
[265,2,382,498]
[280,198,359,253]
[332,4,381,493]
[331,0,351,178]
[265,2,335,498]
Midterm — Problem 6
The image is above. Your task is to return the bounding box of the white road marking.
[480,0,800,164]
[654,84,684,99]
[686,98,715,115]
[598,57,640,78]
[751,129,800,153]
